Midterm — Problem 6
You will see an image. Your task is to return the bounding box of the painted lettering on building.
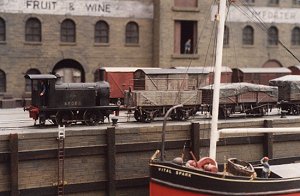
[211,6,300,24]
[26,0,57,10]
[0,0,153,18]
[85,3,111,13]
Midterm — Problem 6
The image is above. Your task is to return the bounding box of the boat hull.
[149,161,300,196]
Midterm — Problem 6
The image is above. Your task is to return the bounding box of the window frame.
[0,70,6,93]
[267,26,278,46]
[60,19,76,43]
[25,17,42,42]
[0,18,5,42]
[292,27,300,46]
[125,22,139,44]
[223,25,229,46]
[95,20,109,44]
[243,25,254,45]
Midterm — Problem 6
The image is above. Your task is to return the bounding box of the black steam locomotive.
[24,69,119,126]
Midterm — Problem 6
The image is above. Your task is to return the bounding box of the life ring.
[185,160,197,168]
[197,157,218,173]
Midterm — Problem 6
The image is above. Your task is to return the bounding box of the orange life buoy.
[185,160,197,168]
[197,157,218,173]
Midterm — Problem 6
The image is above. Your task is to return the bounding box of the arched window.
[61,19,76,42]
[223,25,229,46]
[25,69,41,92]
[25,18,41,42]
[0,18,5,41]
[269,0,279,5]
[95,21,109,43]
[268,26,278,45]
[125,22,139,44]
[243,26,254,45]
[292,27,300,45]
[0,70,6,93]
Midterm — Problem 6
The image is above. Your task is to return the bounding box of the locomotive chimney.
[98,68,106,81]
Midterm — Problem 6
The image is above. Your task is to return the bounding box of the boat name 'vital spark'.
[158,167,192,178]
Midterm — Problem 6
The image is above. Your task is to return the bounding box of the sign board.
[0,0,153,18]
[211,6,300,24]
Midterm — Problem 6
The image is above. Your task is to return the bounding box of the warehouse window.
[224,25,229,46]
[268,26,278,45]
[25,18,41,42]
[174,0,198,7]
[95,20,109,43]
[174,20,197,54]
[0,70,6,93]
[292,27,300,45]
[269,0,279,5]
[125,22,139,44]
[294,0,300,5]
[243,26,254,45]
[25,69,41,92]
[61,19,76,42]
[0,18,5,41]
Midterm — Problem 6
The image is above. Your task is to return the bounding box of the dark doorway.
[53,59,85,83]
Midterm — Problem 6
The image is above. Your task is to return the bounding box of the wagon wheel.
[83,110,101,126]
[259,107,267,116]
[292,107,299,115]
[140,110,153,123]
[170,110,179,121]
[134,110,142,122]
[171,109,185,121]
[218,107,229,119]
[55,111,73,126]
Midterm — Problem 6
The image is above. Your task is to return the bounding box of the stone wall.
[1,117,300,195]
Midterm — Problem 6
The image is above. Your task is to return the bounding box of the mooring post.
[106,126,116,196]
[191,122,200,160]
[263,120,274,159]
[9,133,19,196]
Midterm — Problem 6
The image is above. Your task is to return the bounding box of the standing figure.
[39,80,47,106]
[260,157,271,178]
[184,39,191,54]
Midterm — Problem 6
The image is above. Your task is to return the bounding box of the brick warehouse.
[1,0,300,107]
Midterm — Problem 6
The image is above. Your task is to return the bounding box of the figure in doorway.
[184,39,191,54]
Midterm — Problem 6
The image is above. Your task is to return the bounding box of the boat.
[149,0,300,195]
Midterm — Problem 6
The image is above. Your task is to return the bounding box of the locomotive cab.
[24,74,57,108]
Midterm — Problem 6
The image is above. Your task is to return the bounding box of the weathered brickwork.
[1,0,300,103]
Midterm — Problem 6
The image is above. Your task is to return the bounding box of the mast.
[209,0,227,159]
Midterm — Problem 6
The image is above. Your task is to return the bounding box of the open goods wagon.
[125,90,202,122]
[201,82,278,118]
[269,75,300,115]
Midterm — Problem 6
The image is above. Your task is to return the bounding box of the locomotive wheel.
[83,110,100,126]
[56,111,73,126]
